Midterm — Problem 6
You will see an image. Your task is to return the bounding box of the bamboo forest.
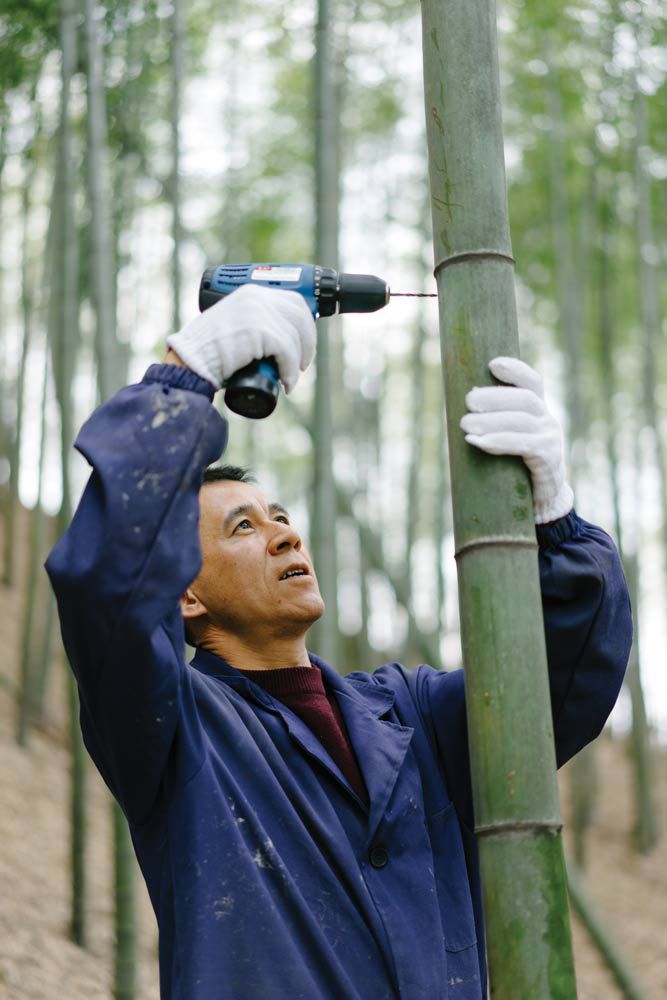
[0,0,665,998]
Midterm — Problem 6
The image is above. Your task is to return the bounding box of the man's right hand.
[166,283,316,393]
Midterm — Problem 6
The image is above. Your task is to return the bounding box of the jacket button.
[369,845,388,869]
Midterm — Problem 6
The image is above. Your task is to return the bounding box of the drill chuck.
[337,272,390,313]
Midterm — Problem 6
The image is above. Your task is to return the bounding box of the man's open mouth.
[279,568,309,581]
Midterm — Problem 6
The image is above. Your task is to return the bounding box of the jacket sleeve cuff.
[535,508,581,550]
[142,363,216,402]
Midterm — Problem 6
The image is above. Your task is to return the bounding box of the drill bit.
[390,292,438,298]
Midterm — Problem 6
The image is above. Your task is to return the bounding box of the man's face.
[188,480,325,641]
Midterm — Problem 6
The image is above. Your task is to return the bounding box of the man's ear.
[181,587,208,623]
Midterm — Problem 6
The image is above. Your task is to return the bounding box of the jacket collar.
[311,654,414,841]
[191,647,414,842]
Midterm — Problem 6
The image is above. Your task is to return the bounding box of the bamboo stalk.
[310,0,340,666]
[0,129,8,575]
[433,388,449,647]
[16,343,50,746]
[358,518,374,669]
[83,0,123,400]
[568,746,597,870]
[404,310,427,662]
[113,803,137,1000]
[420,1,577,994]
[55,0,77,525]
[352,390,375,670]
[16,86,64,740]
[170,0,184,332]
[404,186,440,663]
[596,178,657,853]
[67,668,87,946]
[623,553,657,852]
[4,102,40,588]
[546,68,585,459]
[545,81,597,870]
[34,584,57,724]
[17,76,73,732]
[84,5,140,981]
[56,0,87,947]
[595,184,623,550]
[635,90,667,547]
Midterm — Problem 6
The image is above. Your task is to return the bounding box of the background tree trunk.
[545,69,598,869]
[83,2,139,978]
[635,88,667,602]
[310,0,340,666]
[55,0,86,948]
[83,0,124,400]
[352,389,375,670]
[170,0,184,333]
[16,103,61,742]
[0,127,9,571]
[596,176,657,853]
[112,802,136,1000]
[403,308,427,662]
[432,385,449,657]
[16,345,49,746]
[4,104,40,587]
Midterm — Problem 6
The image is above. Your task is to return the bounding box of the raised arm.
[46,365,227,822]
[46,285,316,823]
[413,512,631,830]
[536,511,632,765]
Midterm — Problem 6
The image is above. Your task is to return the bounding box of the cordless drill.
[199,264,391,418]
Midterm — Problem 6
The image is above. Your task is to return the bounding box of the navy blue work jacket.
[46,364,632,1000]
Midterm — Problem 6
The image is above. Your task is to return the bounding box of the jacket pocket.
[425,801,477,953]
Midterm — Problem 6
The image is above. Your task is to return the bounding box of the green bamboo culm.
[310,0,340,667]
[57,0,88,948]
[420,2,577,996]
[113,802,137,1000]
[67,672,87,946]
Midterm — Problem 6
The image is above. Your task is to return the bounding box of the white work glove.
[166,283,316,393]
[459,356,574,524]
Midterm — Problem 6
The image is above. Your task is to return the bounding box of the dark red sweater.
[235,662,369,808]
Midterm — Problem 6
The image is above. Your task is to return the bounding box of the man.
[46,284,632,1000]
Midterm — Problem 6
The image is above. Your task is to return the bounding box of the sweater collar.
[190,646,396,719]
[234,662,325,699]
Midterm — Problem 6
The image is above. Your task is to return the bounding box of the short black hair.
[202,464,255,486]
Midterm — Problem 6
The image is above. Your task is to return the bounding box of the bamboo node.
[433,249,516,276]
[475,820,563,838]
[454,535,537,559]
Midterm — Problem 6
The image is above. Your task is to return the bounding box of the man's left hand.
[459,356,574,524]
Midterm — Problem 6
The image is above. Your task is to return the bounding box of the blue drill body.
[199,263,390,418]
[201,264,323,317]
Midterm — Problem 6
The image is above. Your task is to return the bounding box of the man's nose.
[269,522,302,553]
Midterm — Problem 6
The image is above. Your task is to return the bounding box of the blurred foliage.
[0,0,58,100]
[504,0,667,375]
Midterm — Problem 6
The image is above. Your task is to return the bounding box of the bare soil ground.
[0,508,665,999]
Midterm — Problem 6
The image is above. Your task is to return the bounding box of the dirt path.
[0,510,665,999]
[0,684,159,1000]
[561,737,667,999]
